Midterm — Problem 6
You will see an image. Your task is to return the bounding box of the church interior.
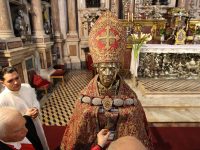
[1,0,200,149]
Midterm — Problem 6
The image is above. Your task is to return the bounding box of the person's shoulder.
[0,89,9,105]
[21,83,32,89]
[0,88,9,97]
[21,83,36,94]
[0,92,6,100]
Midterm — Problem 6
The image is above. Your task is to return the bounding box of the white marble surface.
[141,44,200,53]
[125,78,200,123]
[144,108,200,122]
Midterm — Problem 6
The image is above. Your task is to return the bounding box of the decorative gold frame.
[120,19,166,47]
[175,29,186,45]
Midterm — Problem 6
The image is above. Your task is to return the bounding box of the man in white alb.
[0,67,49,150]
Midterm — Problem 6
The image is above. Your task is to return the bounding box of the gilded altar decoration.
[175,28,186,45]
[130,44,200,79]
[194,23,200,44]
[131,33,152,59]
[168,7,188,18]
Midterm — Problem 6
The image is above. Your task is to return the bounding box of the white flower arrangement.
[131,33,152,59]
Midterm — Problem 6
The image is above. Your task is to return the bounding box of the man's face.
[4,116,28,142]
[1,71,21,91]
[97,62,119,88]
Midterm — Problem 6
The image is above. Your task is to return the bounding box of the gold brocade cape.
[60,75,153,150]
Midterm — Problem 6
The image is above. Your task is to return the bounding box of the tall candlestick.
[132,13,133,22]
[128,12,129,22]
[133,0,135,17]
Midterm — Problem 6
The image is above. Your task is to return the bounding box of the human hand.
[25,107,39,119]
[97,129,110,148]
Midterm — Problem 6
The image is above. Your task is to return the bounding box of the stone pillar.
[66,0,80,69]
[51,0,61,37]
[68,0,78,36]
[31,0,45,36]
[31,0,53,80]
[51,0,64,64]
[177,0,186,8]
[0,0,22,54]
[58,0,67,41]
[0,0,15,39]
[58,0,71,66]
[0,0,33,83]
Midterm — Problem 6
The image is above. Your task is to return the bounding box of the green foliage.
[195,27,200,35]
[159,28,166,36]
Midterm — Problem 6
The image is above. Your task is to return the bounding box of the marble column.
[51,0,61,37]
[58,0,71,66]
[66,0,80,69]
[51,0,64,64]
[31,0,45,36]
[67,0,78,36]
[177,0,186,8]
[58,0,67,40]
[0,0,22,53]
[31,0,54,80]
[0,0,15,38]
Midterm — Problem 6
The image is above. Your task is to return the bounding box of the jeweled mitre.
[88,11,126,64]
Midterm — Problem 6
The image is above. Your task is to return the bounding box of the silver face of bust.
[97,62,120,88]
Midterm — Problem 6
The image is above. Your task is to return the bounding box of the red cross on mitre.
[96,25,120,51]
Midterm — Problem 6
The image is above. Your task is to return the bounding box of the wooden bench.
[50,69,65,85]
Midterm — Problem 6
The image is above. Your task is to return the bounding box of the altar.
[130,44,200,79]
[129,44,200,96]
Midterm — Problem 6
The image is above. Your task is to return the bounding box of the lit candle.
[128,12,130,22]
[132,13,133,22]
